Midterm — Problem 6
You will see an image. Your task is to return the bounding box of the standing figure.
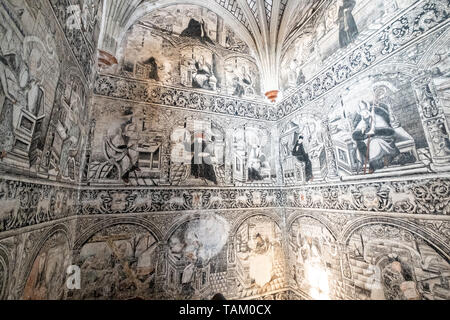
[190,132,218,185]
[107,119,141,184]
[292,135,313,182]
[232,76,245,97]
[240,66,253,95]
[0,53,18,153]
[181,18,214,44]
[143,57,159,81]
[247,145,266,182]
[338,0,359,48]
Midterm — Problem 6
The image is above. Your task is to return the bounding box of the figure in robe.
[338,0,359,48]
[108,119,141,183]
[248,233,273,288]
[232,76,245,97]
[180,18,214,45]
[292,135,313,182]
[143,57,159,81]
[240,66,253,95]
[352,100,399,173]
[192,56,214,90]
[0,54,17,153]
[190,132,218,185]
[248,145,269,182]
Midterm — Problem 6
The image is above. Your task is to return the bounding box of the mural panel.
[289,217,338,300]
[72,224,159,300]
[328,76,426,176]
[165,214,229,299]
[280,0,417,92]
[234,215,285,299]
[0,0,91,183]
[22,232,70,300]
[279,67,436,185]
[115,4,261,99]
[347,224,450,300]
[86,99,277,187]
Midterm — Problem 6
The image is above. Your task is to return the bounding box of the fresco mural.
[0,0,448,303]
[347,225,450,300]
[289,217,338,300]
[328,76,426,176]
[280,0,417,92]
[71,224,159,300]
[22,232,71,300]
[287,213,450,300]
[232,126,276,185]
[0,0,93,183]
[279,67,436,185]
[85,99,277,187]
[234,215,285,298]
[0,3,59,169]
[115,4,262,99]
[280,115,327,184]
[165,214,229,299]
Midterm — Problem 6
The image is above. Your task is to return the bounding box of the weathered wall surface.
[278,0,450,300]
[0,0,449,301]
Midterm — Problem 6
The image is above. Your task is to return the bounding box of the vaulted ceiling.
[98,0,329,94]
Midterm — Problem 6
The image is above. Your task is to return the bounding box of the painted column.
[216,15,225,46]
[321,118,340,182]
[155,242,168,294]
[412,74,450,171]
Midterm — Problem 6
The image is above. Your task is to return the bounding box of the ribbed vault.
[98,0,328,95]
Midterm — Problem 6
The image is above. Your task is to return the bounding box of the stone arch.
[340,216,450,263]
[18,224,72,297]
[74,217,164,251]
[230,211,283,236]
[418,26,450,69]
[0,244,9,300]
[286,212,338,241]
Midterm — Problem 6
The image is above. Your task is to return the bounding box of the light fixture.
[265,90,279,103]
[98,50,118,68]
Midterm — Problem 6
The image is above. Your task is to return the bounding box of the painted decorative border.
[0,178,78,233]
[283,177,450,216]
[94,74,278,121]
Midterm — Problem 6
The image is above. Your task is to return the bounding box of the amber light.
[98,50,118,67]
[265,90,279,103]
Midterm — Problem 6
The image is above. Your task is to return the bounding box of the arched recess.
[74,217,164,251]
[0,244,9,300]
[340,216,450,263]
[101,0,257,63]
[418,25,450,69]
[230,211,283,236]
[286,212,338,241]
[227,211,286,299]
[18,224,72,299]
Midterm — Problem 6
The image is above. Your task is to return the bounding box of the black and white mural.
[112,5,262,99]
[280,0,417,92]
[0,0,449,302]
[84,98,278,187]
